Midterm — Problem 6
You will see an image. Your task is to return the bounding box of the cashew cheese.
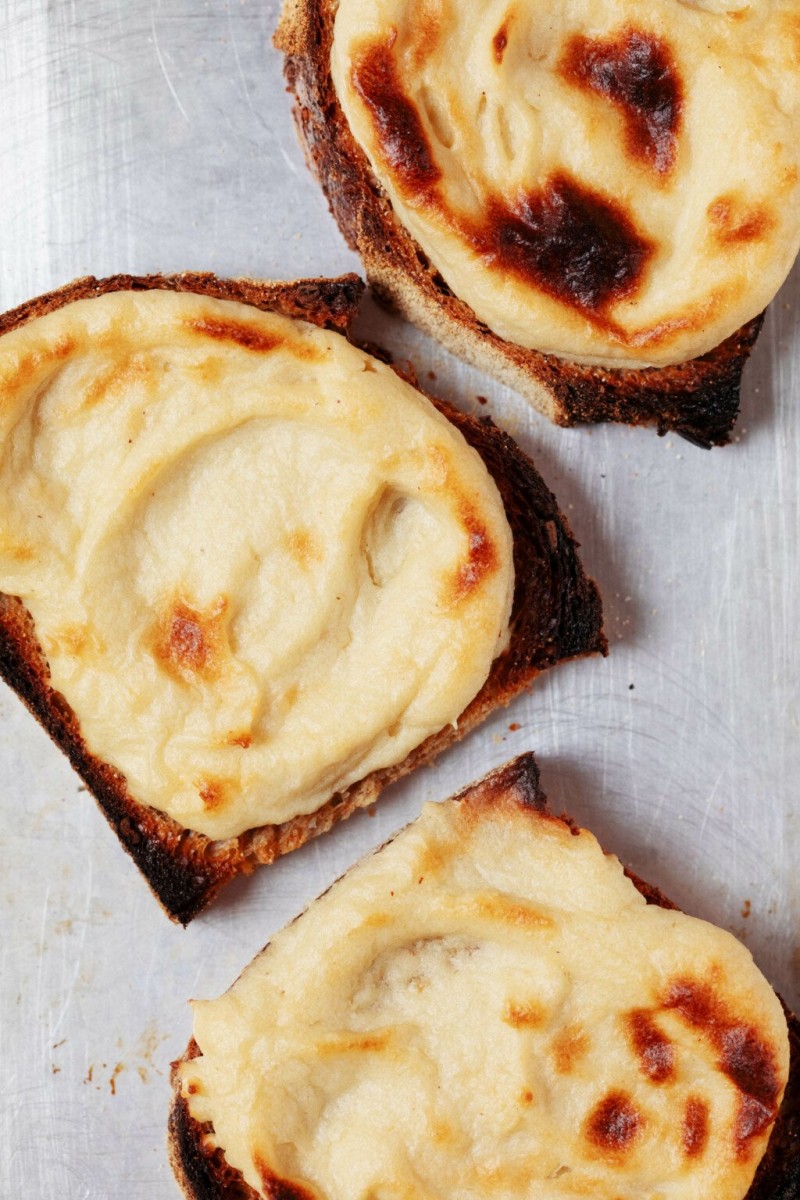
[0,289,513,840]
[180,763,790,1200]
[332,0,800,367]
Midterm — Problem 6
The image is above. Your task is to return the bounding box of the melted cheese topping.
[332,0,800,367]
[0,289,513,840]
[181,777,789,1200]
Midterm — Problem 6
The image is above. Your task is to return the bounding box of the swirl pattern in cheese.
[331,0,800,367]
[0,290,513,840]
[181,766,790,1200]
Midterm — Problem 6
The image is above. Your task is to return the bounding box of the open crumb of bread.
[169,753,799,1200]
[275,0,800,446]
[0,273,605,923]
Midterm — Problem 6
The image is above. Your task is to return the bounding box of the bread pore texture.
[0,274,605,921]
[171,755,795,1200]
[277,0,795,444]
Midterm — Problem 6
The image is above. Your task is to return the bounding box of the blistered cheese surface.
[181,771,789,1200]
[332,0,800,367]
[0,289,513,840]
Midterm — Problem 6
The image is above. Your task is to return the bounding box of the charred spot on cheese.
[425,443,451,485]
[193,355,224,387]
[448,504,499,603]
[736,1092,780,1161]
[708,195,775,246]
[225,731,252,749]
[51,336,75,362]
[351,40,442,200]
[51,623,90,657]
[79,356,155,412]
[254,1157,318,1200]
[154,596,228,683]
[284,527,322,568]
[585,1090,643,1156]
[418,834,456,877]
[197,778,230,812]
[317,1032,392,1056]
[663,977,782,1159]
[1,337,76,396]
[80,359,129,411]
[475,175,654,316]
[560,28,683,176]
[552,1024,590,1073]
[362,911,391,930]
[682,1095,709,1159]
[626,1009,675,1084]
[187,316,287,354]
[408,0,444,69]
[188,317,321,361]
[348,38,657,320]
[493,18,511,64]
[504,1000,547,1029]
[431,1118,461,1147]
[0,536,35,564]
[466,890,553,929]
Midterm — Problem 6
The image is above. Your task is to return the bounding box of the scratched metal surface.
[0,2,798,1196]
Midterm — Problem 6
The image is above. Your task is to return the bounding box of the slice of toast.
[275,0,767,449]
[168,754,799,1200]
[0,273,605,923]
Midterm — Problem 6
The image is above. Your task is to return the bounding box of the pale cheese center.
[182,789,790,1200]
[0,290,513,840]
[332,0,800,367]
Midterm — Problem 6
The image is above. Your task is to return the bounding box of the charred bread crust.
[170,1045,263,1200]
[167,754,800,1200]
[169,1044,262,1200]
[0,271,365,336]
[274,0,763,449]
[0,275,605,924]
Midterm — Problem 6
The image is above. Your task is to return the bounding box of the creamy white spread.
[332,0,800,367]
[0,289,514,840]
[181,770,789,1199]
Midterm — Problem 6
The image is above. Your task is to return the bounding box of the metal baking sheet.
[1,3,798,1196]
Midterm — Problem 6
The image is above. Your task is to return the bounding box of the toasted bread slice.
[168,754,799,1200]
[0,274,604,923]
[274,0,787,448]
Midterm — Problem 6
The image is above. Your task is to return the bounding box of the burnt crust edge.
[275,0,764,448]
[169,1054,261,1200]
[0,274,605,924]
[0,271,366,335]
[167,752,799,1199]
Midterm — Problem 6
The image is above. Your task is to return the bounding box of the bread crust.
[167,754,800,1200]
[0,273,605,923]
[0,271,365,336]
[275,0,765,449]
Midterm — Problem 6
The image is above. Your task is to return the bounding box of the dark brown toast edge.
[274,0,764,450]
[167,754,799,1200]
[0,274,605,925]
[0,272,365,337]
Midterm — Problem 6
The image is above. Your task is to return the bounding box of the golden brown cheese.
[331,0,800,367]
[0,290,513,840]
[180,783,789,1200]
